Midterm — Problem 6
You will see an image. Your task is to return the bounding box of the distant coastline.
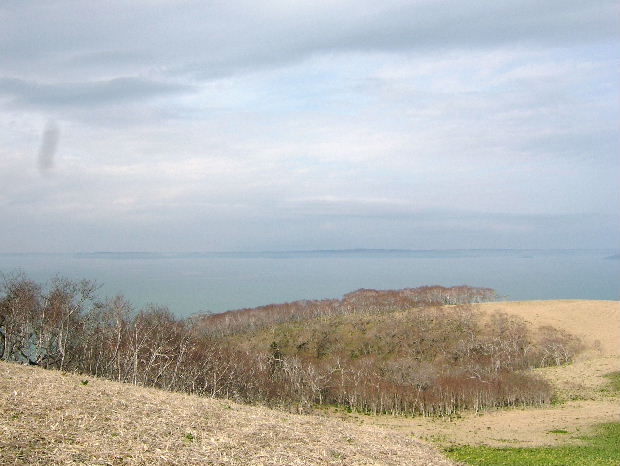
[1,248,618,259]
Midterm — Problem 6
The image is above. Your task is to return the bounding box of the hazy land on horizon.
[1,248,617,317]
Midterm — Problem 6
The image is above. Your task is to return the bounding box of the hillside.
[0,276,593,420]
[475,300,619,357]
[1,278,562,418]
[228,299,618,357]
[331,300,620,450]
[213,298,585,416]
[0,360,455,466]
[1,299,617,465]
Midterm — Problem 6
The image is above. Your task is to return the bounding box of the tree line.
[193,285,499,337]
[0,273,581,416]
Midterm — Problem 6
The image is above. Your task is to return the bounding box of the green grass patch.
[601,371,619,392]
[548,429,569,434]
[444,422,620,466]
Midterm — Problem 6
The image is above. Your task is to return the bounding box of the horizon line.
[1,247,618,255]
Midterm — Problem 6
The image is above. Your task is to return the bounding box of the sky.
[0,0,618,252]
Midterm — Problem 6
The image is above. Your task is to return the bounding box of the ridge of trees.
[193,285,499,337]
[0,274,581,417]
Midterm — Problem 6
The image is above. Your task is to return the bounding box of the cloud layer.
[0,1,618,251]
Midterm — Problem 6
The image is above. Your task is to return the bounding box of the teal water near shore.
[1,249,617,317]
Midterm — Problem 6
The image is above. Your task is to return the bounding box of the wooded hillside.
[0,274,581,416]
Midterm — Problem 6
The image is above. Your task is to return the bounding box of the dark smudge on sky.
[38,120,60,174]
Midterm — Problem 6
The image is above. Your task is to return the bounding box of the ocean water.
[0,249,617,318]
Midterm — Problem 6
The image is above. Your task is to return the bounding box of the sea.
[0,249,618,318]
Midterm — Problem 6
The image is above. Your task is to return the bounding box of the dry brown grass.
[0,360,455,466]
[475,299,619,357]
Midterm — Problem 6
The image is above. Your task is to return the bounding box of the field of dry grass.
[0,361,455,466]
[475,300,619,357]
[332,300,620,449]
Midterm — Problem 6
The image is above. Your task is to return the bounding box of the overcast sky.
[1,0,618,252]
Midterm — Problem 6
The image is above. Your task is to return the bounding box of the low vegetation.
[0,273,582,417]
[444,422,620,466]
[222,306,581,415]
[601,371,619,393]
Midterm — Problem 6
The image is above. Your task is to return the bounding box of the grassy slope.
[445,422,620,466]
[0,361,455,466]
[446,338,620,466]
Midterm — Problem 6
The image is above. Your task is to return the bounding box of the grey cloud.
[1,0,616,82]
[314,0,616,51]
[174,0,620,79]
[0,1,616,253]
[0,76,193,108]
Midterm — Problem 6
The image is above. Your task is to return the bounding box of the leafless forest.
[0,274,582,416]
